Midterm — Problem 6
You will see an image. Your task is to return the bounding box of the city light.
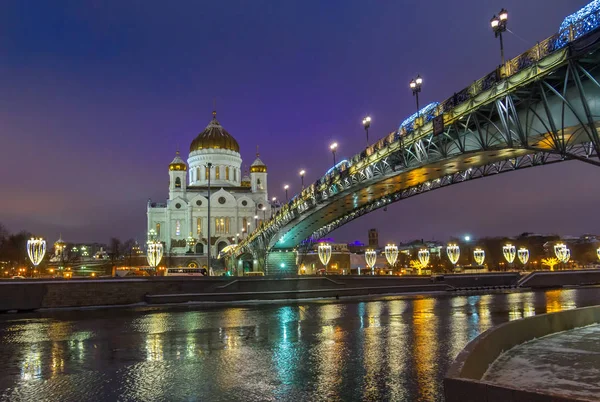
[147,241,163,268]
[330,142,338,165]
[362,116,371,146]
[502,244,516,264]
[384,244,399,266]
[464,235,471,242]
[490,8,508,64]
[473,248,485,265]
[518,248,530,265]
[299,169,306,189]
[554,243,571,263]
[446,244,460,265]
[317,243,332,270]
[365,249,377,274]
[27,238,46,267]
[418,249,430,267]
[409,75,423,116]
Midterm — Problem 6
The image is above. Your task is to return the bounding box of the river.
[0,287,598,402]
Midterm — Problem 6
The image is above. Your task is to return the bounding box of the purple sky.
[0,0,597,246]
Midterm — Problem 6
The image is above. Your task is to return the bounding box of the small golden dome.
[190,111,240,153]
[169,151,187,171]
[250,154,267,173]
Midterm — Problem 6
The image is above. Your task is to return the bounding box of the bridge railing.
[236,6,600,253]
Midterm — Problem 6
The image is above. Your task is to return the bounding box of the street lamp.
[362,116,371,146]
[490,8,508,65]
[365,249,377,275]
[446,244,460,267]
[205,162,213,274]
[473,248,485,266]
[284,184,289,201]
[27,238,46,275]
[318,243,332,273]
[384,244,399,268]
[299,169,306,189]
[330,142,338,166]
[409,75,423,117]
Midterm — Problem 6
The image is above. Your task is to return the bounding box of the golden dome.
[250,154,267,173]
[190,111,240,153]
[169,151,187,171]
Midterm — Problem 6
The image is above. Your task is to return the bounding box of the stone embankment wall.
[444,305,600,402]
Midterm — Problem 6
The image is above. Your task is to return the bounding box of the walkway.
[483,324,600,401]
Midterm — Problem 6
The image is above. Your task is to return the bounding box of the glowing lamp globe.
[418,249,430,267]
[473,248,485,266]
[27,238,46,267]
[446,244,460,265]
[384,244,399,266]
[503,244,516,264]
[518,248,530,265]
[317,243,332,267]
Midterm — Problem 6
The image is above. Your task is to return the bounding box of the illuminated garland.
[446,244,460,265]
[518,248,529,265]
[317,243,332,267]
[384,244,399,266]
[418,249,430,267]
[473,248,485,266]
[502,244,516,264]
[27,238,46,267]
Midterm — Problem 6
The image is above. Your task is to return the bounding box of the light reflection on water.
[0,287,598,402]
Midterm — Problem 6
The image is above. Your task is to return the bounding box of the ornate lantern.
[317,243,332,270]
[561,248,571,264]
[554,243,566,261]
[365,249,377,274]
[27,238,46,267]
[446,244,460,265]
[147,241,164,268]
[503,244,516,264]
[473,248,485,266]
[384,244,399,267]
[186,233,196,253]
[518,248,529,265]
[418,249,430,267]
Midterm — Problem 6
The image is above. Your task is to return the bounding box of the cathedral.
[147,111,271,268]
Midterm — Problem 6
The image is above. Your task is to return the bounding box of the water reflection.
[0,287,598,402]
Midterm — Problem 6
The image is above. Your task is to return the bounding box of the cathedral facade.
[147,111,271,267]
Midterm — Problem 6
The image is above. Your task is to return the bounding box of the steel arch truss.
[239,49,600,255]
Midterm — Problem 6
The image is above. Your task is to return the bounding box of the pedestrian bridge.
[230,3,600,274]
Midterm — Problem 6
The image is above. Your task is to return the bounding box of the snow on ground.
[483,324,600,400]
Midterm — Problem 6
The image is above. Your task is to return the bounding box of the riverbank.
[1,270,598,312]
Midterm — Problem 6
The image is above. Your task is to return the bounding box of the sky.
[0,0,597,246]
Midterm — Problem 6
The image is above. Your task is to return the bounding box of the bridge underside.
[274,141,596,250]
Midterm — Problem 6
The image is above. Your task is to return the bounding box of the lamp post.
[409,75,423,117]
[299,170,305,189]
[330,142,338,166]
[490,9,508,65]
[27,238,46,277]
[284,184,289,202]
[205,162,213,275]
[362,116,371,147]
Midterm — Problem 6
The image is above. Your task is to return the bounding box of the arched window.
[225,166,230,180]
[215,166,220,180]
[196,167,201,182]
[156,223,161,236]
[175,220,181,236]
[257,178,262,190]
[197,218,202,235]
[175,177,181,188]
[242,217,248,231]
[234,169,237,181]
[217,241,228,254]
[205,166,209,180]
[195,243,204,254]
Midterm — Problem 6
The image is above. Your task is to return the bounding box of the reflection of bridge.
[230,3,600,275]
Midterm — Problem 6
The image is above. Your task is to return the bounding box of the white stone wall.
[187,148,242,187]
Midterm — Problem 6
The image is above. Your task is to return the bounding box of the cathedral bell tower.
[169,151,187,199]
[250,151,268,200]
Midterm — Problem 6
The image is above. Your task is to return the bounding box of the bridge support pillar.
[266,251,298,277]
